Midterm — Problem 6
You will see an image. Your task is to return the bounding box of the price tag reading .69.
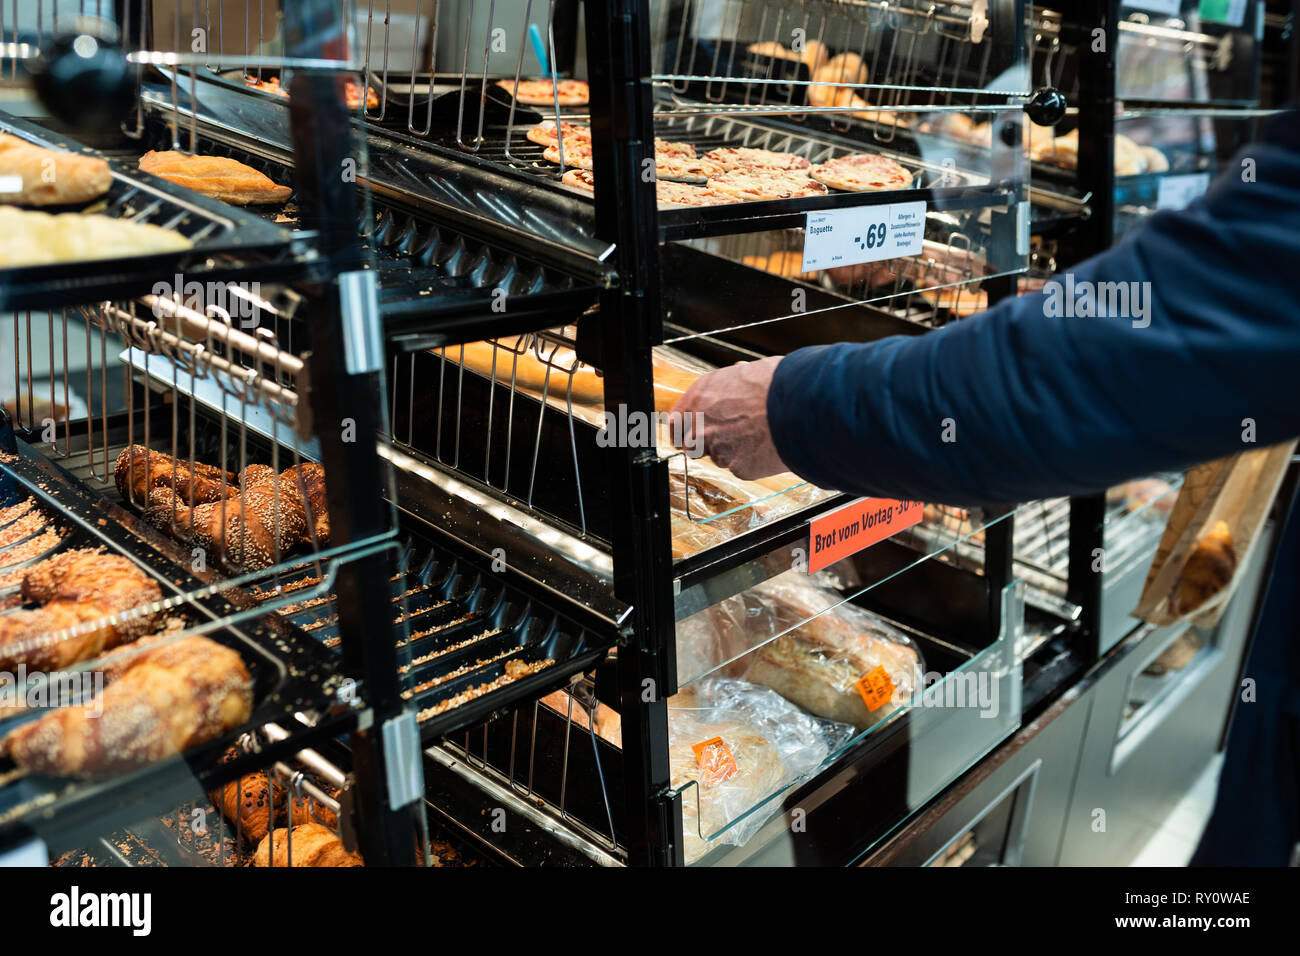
[802,200,926,272]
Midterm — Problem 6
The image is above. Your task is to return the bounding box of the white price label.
[0,175,23,194]
[1156,172,1211,211]
[802,201,926,272]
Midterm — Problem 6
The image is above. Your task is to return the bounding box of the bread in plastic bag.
[674,570,924,729]
[667,677,854,864]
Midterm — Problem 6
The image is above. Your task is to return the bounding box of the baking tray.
[0,441,351,855]
[0,114,311,312]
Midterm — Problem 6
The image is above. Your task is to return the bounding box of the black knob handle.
[1025,87,1068,127]
[31,32,136,135]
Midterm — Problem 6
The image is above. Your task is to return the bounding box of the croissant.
[113,444,237,506]
[0,133,112,206]
[251,823,362,867]
[0,549,161,671]
[1,635,253,777]
[1171,520,1237,616]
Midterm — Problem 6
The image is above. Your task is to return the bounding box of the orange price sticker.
[855,665,896,713]
[691,736,738,785]
[806,497,923,573]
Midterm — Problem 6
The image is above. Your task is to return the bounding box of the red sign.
[806,497,923,573]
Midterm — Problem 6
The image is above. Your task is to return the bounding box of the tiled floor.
[1129,755,1223,866]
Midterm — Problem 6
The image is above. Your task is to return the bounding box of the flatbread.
[703,147,811,172]
[498,78,589,106]
[706,168,828,201]
[526,120,592,147]
[809,153,913,192]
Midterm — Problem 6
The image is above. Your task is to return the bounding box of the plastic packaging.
[675,570,924,729]
[667,677,854,864]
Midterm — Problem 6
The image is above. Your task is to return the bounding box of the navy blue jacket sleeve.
[767,110,1300,508]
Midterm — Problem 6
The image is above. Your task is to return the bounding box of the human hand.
[671,355,789,480]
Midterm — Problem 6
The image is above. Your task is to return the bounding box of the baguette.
[1,635,253,777]
[0,133,112,206]
[451,338,701,413]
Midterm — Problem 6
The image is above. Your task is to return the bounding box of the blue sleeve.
[767,110,1300,507]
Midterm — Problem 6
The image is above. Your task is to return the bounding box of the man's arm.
[766,111,1300,507]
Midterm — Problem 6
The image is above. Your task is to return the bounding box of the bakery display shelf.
[247,505,617,744]
[0,441,356,856]
[0,114,315,313]
[125,104,605,350]
[140,73,617,280]
[431,564,1038,867]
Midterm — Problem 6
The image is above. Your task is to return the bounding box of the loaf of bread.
[251,823,363,867]
[139,150,292,205]
[1171,520,1236,616]
[0,133,112,206]
[0,549,162,672]
[1,635,253,777]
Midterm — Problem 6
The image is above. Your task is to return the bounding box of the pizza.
[345,80,379,110]
[561,171,736,208]
[703,147,811,172]
[244,74,377,109]
[705,168,828,202]
[544,142,720,182]
[543,141,594,168]
[809,153,913,192]
[655,139,696,159]
[498,78,589,106]
[245,75,289,98]
[657,181,731,207]
[561,168,596,193]
[526,120,592,147]
[655,156,726,183]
